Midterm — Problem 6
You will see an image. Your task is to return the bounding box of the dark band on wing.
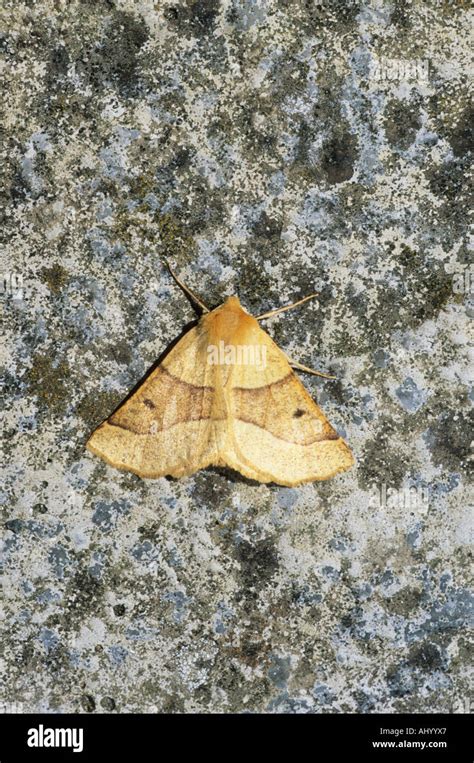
[108,366,217,435]
[232,373,339,445]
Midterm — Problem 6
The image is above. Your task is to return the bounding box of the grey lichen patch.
[320,125,359,185]
[164,0,221,38]
[357,419,407,490]
[75,10,149,97]
[2,0,471,715]
[235,538,280,591]
[77,390,125,429]
[426,410,473,473]
[383,98,422,151]
[448,104,473,158]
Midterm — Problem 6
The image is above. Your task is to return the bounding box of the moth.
[87,265,354,486]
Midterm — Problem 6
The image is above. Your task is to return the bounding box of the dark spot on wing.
[143,399,156,409]
[293,408,305,418]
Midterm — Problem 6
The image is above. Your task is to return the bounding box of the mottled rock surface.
[2,0,472,714]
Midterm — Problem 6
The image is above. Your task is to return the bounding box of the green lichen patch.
[40,264,70,294]
[26,353,70,412]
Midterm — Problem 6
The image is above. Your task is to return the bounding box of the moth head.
[202,295,257,341]
[222,295,246,312]
[219,296,257,324]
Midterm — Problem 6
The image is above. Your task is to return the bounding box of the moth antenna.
[287,357,336,380]
[166,260,210,313]
[256,293,318,320]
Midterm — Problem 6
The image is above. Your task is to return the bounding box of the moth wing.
[222,325,354,486]
[87,325,220,478]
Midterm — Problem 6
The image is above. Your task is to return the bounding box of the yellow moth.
[87,266,354,486]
